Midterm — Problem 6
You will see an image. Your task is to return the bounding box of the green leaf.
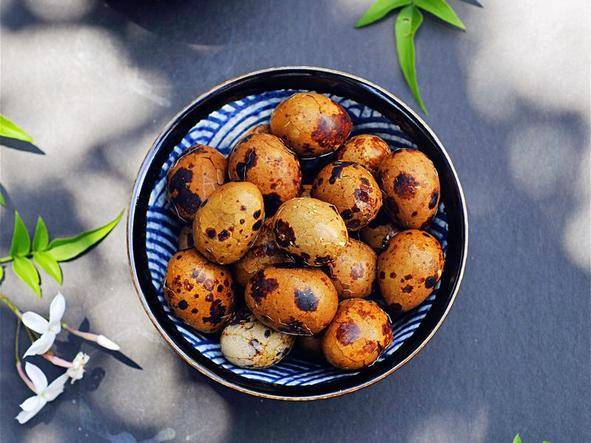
[33,251,62,284]
[0,187,5,207]
[395,5,428,113]
[12,257,41,297]
[32,217,49,251]
[513,435,522,443]
[415,0,466,30]
[0,115,33,142]
[9,211,31,257]
[355,0,412,27]
[0,266,4,281]
[47,210,123,261]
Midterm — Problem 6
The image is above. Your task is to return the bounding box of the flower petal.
[96,335,120,351]
[21,312,49,334]
[20,395,42,412]
[43,373,69,401]
[73,352,90,365]
[15,398,46,424]
[66,352,90,383]
[49,292,66,325]
[43,353,73,368]
[24,332,57,358]
[24,362,48,393]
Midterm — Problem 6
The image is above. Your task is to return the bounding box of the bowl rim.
[126,66,469,401]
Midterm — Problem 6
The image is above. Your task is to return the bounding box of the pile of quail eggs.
[163,92,444,371]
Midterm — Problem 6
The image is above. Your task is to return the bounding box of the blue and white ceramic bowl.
[128,67,468,400]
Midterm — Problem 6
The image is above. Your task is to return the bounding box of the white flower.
[66,352,90,384]
[22,293,65,358]
[15,362,68,424]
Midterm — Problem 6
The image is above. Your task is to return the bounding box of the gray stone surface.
[0,0,589,442]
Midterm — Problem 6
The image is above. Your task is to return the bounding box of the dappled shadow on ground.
[0,0,589,442]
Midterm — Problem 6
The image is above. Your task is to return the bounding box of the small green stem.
[0,256,12,264]
[15,320,21,365]
[0,292,37,343]
[0,292,22,319]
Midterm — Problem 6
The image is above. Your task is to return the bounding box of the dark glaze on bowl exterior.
[128,67,468,401]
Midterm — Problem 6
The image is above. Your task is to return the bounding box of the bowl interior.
[129,68,467,399]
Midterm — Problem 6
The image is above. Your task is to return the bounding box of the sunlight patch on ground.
[1,25,162,164]
[0,24,171,225]
[466,0,590,121]
[408,407,489,443]
[562,147,591,272]
[332,0,370,20]
[91,328,232,443]
[507,124,577,200]
[465,0,590,273]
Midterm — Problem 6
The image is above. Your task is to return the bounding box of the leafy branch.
[356,0,479,113]
[1,211,123,297]
[0,115,129,425]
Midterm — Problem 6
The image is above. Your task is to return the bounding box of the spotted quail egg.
[220,313,294,368]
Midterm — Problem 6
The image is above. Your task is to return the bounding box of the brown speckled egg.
[378,149,440,229]
[220,313,294,368]
[245,267,339,335]
[336,134,390,174]
[360,211,401,252]
[177,226,195,250]
[327,239,377,299]
[270,93,352,158]
[273,197,348,266]
[228,133,302,215]
[312,161,382,231]
[232,218,296,286]
[244,123,270,136]
[167,145,227,222]
[297,335,324,358]
[377,229,445,314]
[322,299,393,370]
[193,182,264,265]
[164,249,234,333]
